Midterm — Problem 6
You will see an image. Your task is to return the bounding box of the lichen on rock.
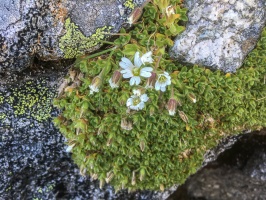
[59,18,112,59]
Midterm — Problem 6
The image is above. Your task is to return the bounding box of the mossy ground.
[53,0,266,192]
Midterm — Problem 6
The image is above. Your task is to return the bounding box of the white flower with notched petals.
[141,51,153,64]
[155,72,171,92]
[126,90,149,110]
[120,52,153,86]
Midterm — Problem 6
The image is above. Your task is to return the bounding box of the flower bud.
[188,93,197,103]
[178,110,189,123]
[139,140,145,152]
[127,7,143,26]
[166,5,175,17]
[109,70,122,88]
[139,168,145,181]
[145,72,157,89]
[89,76,102,94]
[131,171,136,186]
[160,184,165,191]
[167,98,177,116]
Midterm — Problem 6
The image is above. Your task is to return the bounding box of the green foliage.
[54,0,266,192]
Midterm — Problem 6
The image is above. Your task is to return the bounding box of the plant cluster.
[53,0,266,191]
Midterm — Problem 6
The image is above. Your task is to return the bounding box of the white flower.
[141,51,153,64]
[89,76,102,94]
[120,52,153,86]
[126,90,149,110]
[155,72,171,92]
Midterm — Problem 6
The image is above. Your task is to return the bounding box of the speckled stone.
[170,0,266,72]
[0,0,145,72]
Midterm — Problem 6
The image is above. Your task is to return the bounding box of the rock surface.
[0,0,145,72]
[167,128,266,200]
[170,0,266,72]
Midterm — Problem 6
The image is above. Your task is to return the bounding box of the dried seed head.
[178,110,189,123]
[121,118,133,130]
[91,173,98,180]
[105,171,114,183]
[69,69,76,82]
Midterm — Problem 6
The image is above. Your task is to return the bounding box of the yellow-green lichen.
[59,18,112,59]
[124,0,135,9]
[0,113,6,120]
[2,79,56,122]
[0,94,3,104]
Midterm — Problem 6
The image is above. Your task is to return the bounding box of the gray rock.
[167,128,266,200]
[0,0,145,72]
[170,0,266,72]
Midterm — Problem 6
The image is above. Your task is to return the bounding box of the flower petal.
[121,69,133,78]
[138,102,145,110]
[134,52,143,68]
[130,105,139,110]
[161,86,166,92]
[130,76,140,85]
[120,57,134,69]
[155,81,161,91]
[140,94,149,102]
[140,67,153,78]
[141,51,153,64]
[133,89,141,96]
[127,98,133,107]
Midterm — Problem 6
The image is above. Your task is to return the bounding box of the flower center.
[132,67,140,76]
[158,75,167,83]
[133,97,141,106]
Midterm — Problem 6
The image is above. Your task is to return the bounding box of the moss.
[53,0,266,192]
[1,78,56,122]
[59,18,112,59]
[124,0,135,9]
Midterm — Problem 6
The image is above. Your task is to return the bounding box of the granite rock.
[0,0,145,72]
[170,0,266,72]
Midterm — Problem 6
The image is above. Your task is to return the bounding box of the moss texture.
[53,0,266,192]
